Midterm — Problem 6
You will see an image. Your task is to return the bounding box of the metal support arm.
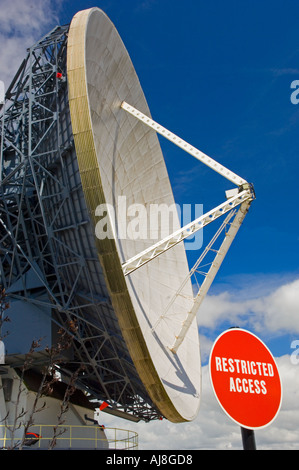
[170,200,251,353]
[121,100,255,353]
[122,189,252,276]
[121,101,247,187]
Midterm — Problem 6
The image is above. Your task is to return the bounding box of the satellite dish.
[67,8,201,423]
[0,6,254,431]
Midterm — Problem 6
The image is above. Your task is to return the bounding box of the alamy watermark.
[290,80,299,104]
[290,340,299,365]
[95,196,203,251]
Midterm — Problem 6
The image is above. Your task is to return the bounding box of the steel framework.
[0,25,160,421]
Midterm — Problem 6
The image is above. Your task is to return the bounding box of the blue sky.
[62,0,299,357]
[57,0,299,281]
[1,0,299,450]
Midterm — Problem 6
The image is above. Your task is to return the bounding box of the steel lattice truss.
[0,25,160,421]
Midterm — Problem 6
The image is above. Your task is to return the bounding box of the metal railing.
[0,424,138,450]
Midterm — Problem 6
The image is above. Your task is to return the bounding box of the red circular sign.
[209,328,282,429]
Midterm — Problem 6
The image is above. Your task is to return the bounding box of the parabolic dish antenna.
[67,8,201,423]
[0,6,255,427]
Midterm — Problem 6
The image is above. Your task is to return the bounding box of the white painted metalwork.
[122,188,252,276]
[170,200,251,353]
[150,209,237,334]
[121,101,247,186]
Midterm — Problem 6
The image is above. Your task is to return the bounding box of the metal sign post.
[209,328,282,450]
[241,427,256,450]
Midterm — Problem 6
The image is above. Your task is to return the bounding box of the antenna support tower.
[0,23,160,428]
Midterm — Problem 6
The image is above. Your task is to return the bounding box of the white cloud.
[197,291,246,329]
[197,278,299,335]
[97,277,299,450]
[0,0,58,35]
[256,355,299,449]
[98,357,299,450]
[271,67,299,77]
[250,280,299,334]
[0,0,61,89]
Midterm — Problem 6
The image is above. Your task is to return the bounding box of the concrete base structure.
[0,367,108,449]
